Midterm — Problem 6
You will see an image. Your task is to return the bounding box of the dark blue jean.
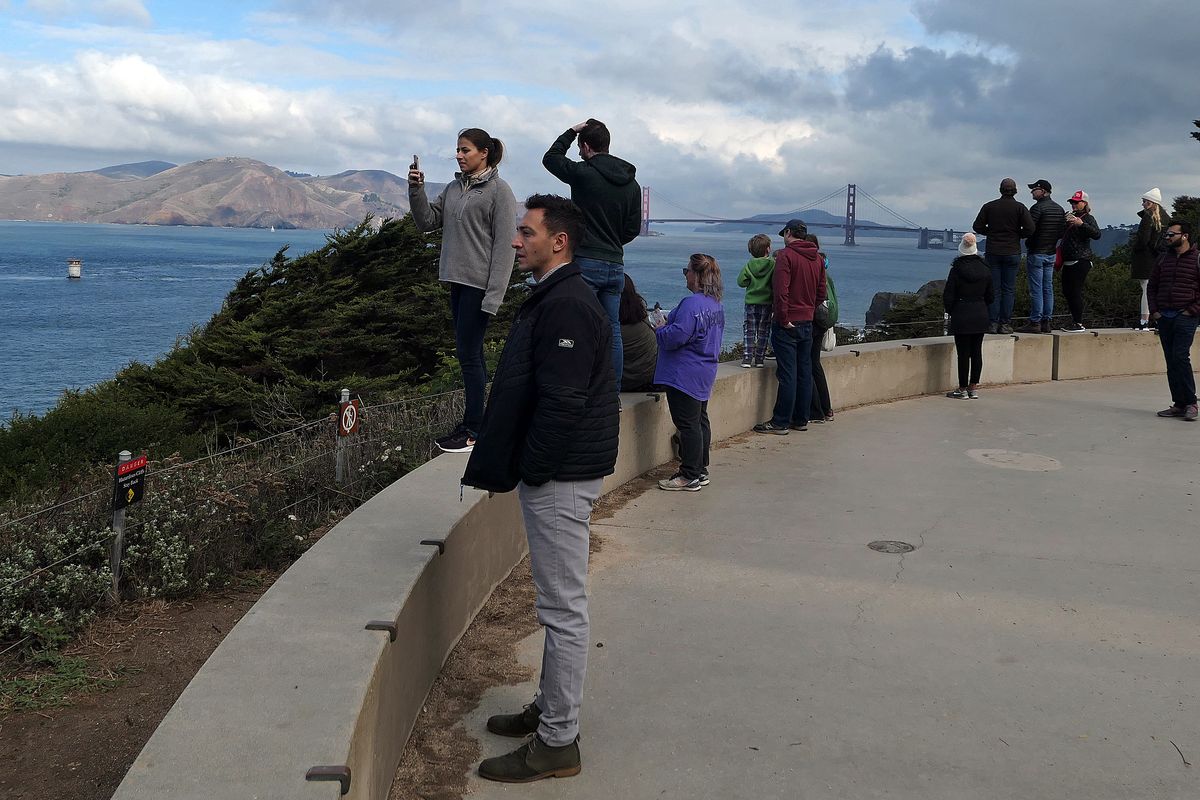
[449,283,490,435]
[575,257,624,392]
[1158,313,1198,407]
[770,321,813,427]
[987,253,1020,324]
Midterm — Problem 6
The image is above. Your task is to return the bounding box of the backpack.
[814,271,839,329]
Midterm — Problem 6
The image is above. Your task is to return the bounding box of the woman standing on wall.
[1132,188,1170,330]
[653,254,725,492]
[1060,190,1102,332]
[409,128,519,453]
[943,233,993,399]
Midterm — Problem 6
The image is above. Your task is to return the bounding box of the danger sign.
[113,454,148,510]
[338,399,362,437]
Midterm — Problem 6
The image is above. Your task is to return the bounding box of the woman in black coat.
[1131,188,1170,329]
[1060,190,1102,331]
[943,233,994,399]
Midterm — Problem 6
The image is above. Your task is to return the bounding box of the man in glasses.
[1017,179,1065,333]
[1149,221,1200,421]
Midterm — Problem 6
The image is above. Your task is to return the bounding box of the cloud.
[25,0,151,25]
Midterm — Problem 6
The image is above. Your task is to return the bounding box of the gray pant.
[518,477,602,746]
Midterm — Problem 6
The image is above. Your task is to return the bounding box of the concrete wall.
[112,327,1188,800]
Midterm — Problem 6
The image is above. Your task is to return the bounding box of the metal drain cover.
[868,540,915,554]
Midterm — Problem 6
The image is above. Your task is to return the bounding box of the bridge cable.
[857,188,922,230]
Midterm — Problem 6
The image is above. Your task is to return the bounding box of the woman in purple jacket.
[653,253,726,492]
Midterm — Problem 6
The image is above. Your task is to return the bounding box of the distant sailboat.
[270,226,276,232]
[67,258,82,279]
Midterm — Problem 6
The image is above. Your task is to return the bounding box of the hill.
[696,208,895,235]
[88,160,177,179]
[0,158,414,229]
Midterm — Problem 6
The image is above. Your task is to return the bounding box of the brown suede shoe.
[486,701,541,738]
[478,735,581,783]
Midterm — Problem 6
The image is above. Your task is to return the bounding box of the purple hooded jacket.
[653,292,725,401]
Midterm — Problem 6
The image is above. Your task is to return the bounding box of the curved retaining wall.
[112,329,1194,800]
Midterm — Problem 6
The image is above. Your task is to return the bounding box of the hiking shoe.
[478,735,581,783]
[789,422,809,431]
[659,474,702,491]
[752,358,765,368]
[1157,405,1185,417]
[946,388,968,399]
[1187,404,1198,422]
[741,356,753,368]
[437,429,476,453]
[998,323,1014,334]
[753,421,789,435]
[988,322,999,334]
[487,702,541,738]
[1060,322,1086,332]
[1040,319,1052,333]
[967,388,979,399]
[1015,322,1041,334]
[434,424,464,448]
[698,472,710,486]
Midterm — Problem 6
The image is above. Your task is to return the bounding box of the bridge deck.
[466,374,1198,799]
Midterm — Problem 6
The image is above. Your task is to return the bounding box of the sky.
[1,0,1197,227]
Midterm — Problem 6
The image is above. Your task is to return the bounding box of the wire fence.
[0,387,466,658]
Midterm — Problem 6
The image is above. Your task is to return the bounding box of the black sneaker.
[998,323,1014,334]
[753,421,789,435]
[437,429,476,453]
[946,388,968,399]
[1060,322,1086,332]
[741,356,753,368]
[698,472,711,486]
[487,701,541,738]
[478,735,581,783]
[789,422,809,431]
[434,424,464,448]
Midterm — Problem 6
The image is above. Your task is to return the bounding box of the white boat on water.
[67,258,82,279]
[927,236,944,249]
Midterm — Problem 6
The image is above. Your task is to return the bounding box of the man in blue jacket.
[463,194,619,783]
[543,120,642,391]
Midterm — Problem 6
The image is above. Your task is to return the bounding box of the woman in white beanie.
[1131,188,1170,329]
[942,233,993,399]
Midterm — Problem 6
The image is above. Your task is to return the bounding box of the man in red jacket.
[754,218,826,434]
[1149,221,1200,421]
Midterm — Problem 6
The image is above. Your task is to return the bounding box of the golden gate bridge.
[640,184,962,249]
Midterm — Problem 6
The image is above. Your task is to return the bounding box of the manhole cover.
[868,540,915,554]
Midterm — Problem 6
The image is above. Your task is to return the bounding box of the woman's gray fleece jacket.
[409,171,519,315]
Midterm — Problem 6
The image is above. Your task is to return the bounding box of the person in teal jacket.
[736,233,775,368]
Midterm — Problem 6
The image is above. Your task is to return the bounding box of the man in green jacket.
[543,120,642,392]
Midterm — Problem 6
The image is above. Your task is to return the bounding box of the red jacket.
[1149,245,1200,317]
[772,239,827,324]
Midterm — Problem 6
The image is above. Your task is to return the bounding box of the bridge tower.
[843,184,857,247]
[640,186,651,236]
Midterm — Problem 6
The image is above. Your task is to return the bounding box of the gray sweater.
[408,170,519,315]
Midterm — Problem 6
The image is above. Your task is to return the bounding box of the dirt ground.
[0,575,273,800]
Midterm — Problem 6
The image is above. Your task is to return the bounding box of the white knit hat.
[1142,187,1164,206]
[958,232,978,256]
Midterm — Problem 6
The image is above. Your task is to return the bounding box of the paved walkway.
[467,375,1199,799]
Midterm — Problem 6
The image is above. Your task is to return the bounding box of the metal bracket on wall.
[420,539,445,555]
[849,350,861,357]
[306,765,351,795]
[1010,334,1020,340]
[902,343,913,351]
[645,392,662,402]
[1091,331,1099,337]
[365,620,397,642]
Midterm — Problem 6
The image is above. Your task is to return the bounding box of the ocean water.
[0,221,957,418]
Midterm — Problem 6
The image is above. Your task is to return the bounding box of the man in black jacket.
[543,120,641,391]
[1017,179,1066,333]
[464,194,619,783]
[973,178,1035,333]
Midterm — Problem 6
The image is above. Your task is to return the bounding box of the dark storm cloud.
[842,46,1000,115]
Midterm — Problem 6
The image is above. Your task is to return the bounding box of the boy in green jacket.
[736,233,775,367]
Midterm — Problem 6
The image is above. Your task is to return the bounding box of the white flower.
[287,514,298,522]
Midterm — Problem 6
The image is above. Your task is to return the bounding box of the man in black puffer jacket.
[465,194,618,784]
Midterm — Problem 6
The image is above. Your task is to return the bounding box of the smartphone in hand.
[408,154,423,186]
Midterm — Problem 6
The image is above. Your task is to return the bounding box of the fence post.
[335,388,350,484]
[110,450,130,604]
